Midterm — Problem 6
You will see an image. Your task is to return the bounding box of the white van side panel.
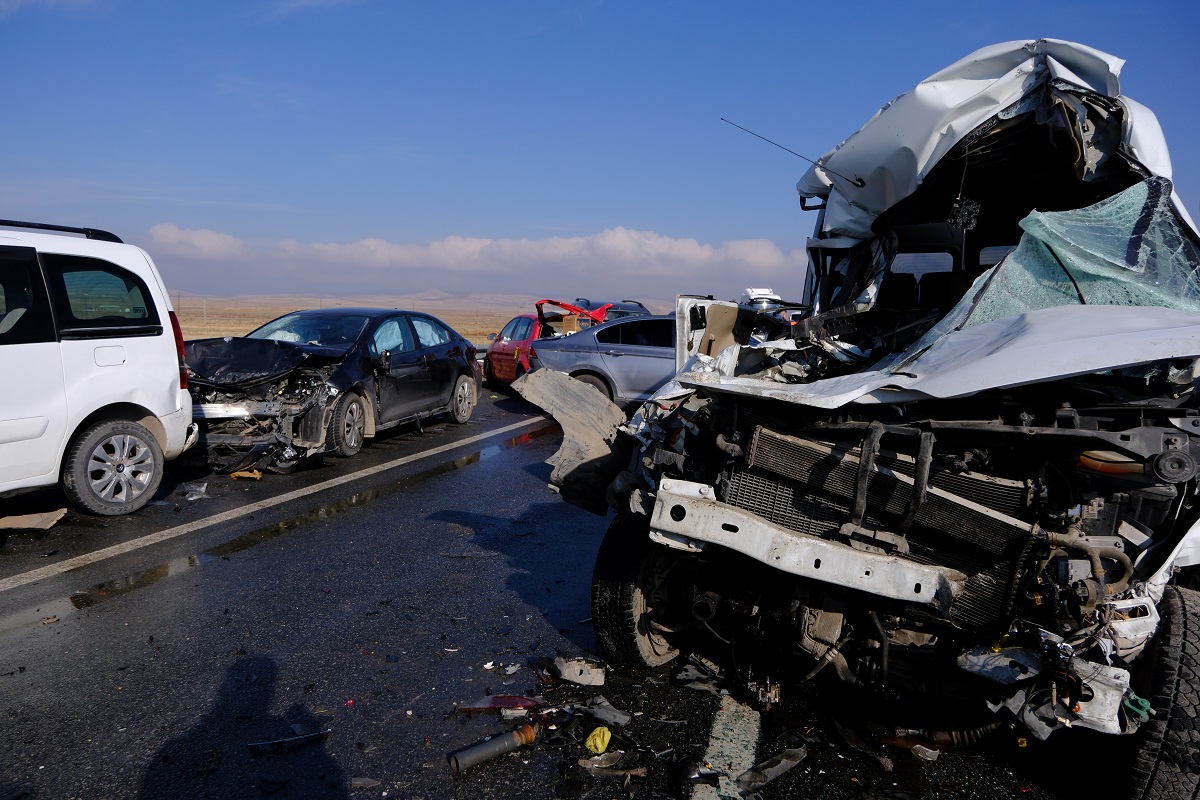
[0,341,68,487]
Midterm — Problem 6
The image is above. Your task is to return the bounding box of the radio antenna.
[721,117,865,188]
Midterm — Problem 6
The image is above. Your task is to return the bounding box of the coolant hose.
[1045,529,1134,596]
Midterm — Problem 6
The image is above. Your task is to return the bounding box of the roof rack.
[0,219,123,244]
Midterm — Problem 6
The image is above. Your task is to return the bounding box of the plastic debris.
[680,761,725,786]
[584,726,611,754]
[736,745,808,793]
[578,696,632,727]
[585,752,623,768]
[350,777,380,788]
[912,744,940,761]
[247,728,332,753]
[578,757,647,779]
[832,719,893,772]
[448,724,538,773]
[675,663,723,696]
[456,695,541,714]
[554,656,605,686]
[181,481,208,501]
[229,469,262,480]
[0,509,68,531]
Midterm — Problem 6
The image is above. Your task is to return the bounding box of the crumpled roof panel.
[795,39,1181,239]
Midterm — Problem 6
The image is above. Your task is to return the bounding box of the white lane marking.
[0,417,547,595]
[692,695,761,800]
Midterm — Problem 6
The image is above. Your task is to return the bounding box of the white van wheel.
[63,420,163,516]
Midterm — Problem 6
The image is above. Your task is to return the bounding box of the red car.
[484,299,620,387]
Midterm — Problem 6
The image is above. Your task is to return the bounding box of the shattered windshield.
[247,313,370,349]
[891,177,1200,369]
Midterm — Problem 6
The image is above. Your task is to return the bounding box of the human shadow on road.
[138,654,348,799]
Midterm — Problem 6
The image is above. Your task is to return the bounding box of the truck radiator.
[722,425,1033,628]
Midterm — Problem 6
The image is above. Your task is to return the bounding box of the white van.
[0,221,196,515]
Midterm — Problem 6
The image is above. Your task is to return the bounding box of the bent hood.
[681,304,1200,408]
[682,178,1200,408]
[797,39,1197,239]
[186,337,344,388]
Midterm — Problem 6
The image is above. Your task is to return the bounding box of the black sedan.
[185,308,481,472]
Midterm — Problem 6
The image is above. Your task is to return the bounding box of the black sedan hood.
[185,337,346,388]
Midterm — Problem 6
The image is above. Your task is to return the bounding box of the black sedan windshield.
[247,313,370,349]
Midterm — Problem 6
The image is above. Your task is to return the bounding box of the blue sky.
[2,0,1197,304]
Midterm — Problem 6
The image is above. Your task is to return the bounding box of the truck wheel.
[1129,585,1200,800]
[327,392,365,457]
[592,514,687,669]
[449,375,474,424]
[62,419,163,516]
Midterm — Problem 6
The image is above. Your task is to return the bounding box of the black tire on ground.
[1128,585,1200,800]
[62,419,164,516]
[572,372,612,401]
[591,513,686,670]
[449,374,474,424]
[327,392,366,457]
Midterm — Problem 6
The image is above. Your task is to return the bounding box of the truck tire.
[1129,585,1200,800]
[592,514,686,670]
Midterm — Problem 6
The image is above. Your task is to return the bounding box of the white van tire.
[63,420,164,516]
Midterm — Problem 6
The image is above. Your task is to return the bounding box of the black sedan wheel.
[328,392,366,457]
[449,375,474,424]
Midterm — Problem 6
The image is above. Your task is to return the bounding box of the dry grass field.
[172,293,531,346]
[172,292,674,346]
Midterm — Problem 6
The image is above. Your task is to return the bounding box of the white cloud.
[278,227,802,278]
[151,224,808,301]
[146,223,250,261]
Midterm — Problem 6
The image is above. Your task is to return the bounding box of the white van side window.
[41,254,162,338]
[0,246,55,345]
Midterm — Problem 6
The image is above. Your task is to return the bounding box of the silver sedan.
[525,314,675,405]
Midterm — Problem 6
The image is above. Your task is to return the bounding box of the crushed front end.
[186,337,342,472]
[517,41,1200,779]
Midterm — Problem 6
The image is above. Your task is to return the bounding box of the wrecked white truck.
[517,40,1200,798]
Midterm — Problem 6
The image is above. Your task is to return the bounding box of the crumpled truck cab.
[517,39,1200,800]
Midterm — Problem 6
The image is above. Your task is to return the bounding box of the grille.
[722,425,1034,628]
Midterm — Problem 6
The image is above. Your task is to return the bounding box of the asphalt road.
[0,391,1104,800]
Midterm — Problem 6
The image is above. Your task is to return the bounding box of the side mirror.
[380,349,392,370]
[487,332,497,341]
